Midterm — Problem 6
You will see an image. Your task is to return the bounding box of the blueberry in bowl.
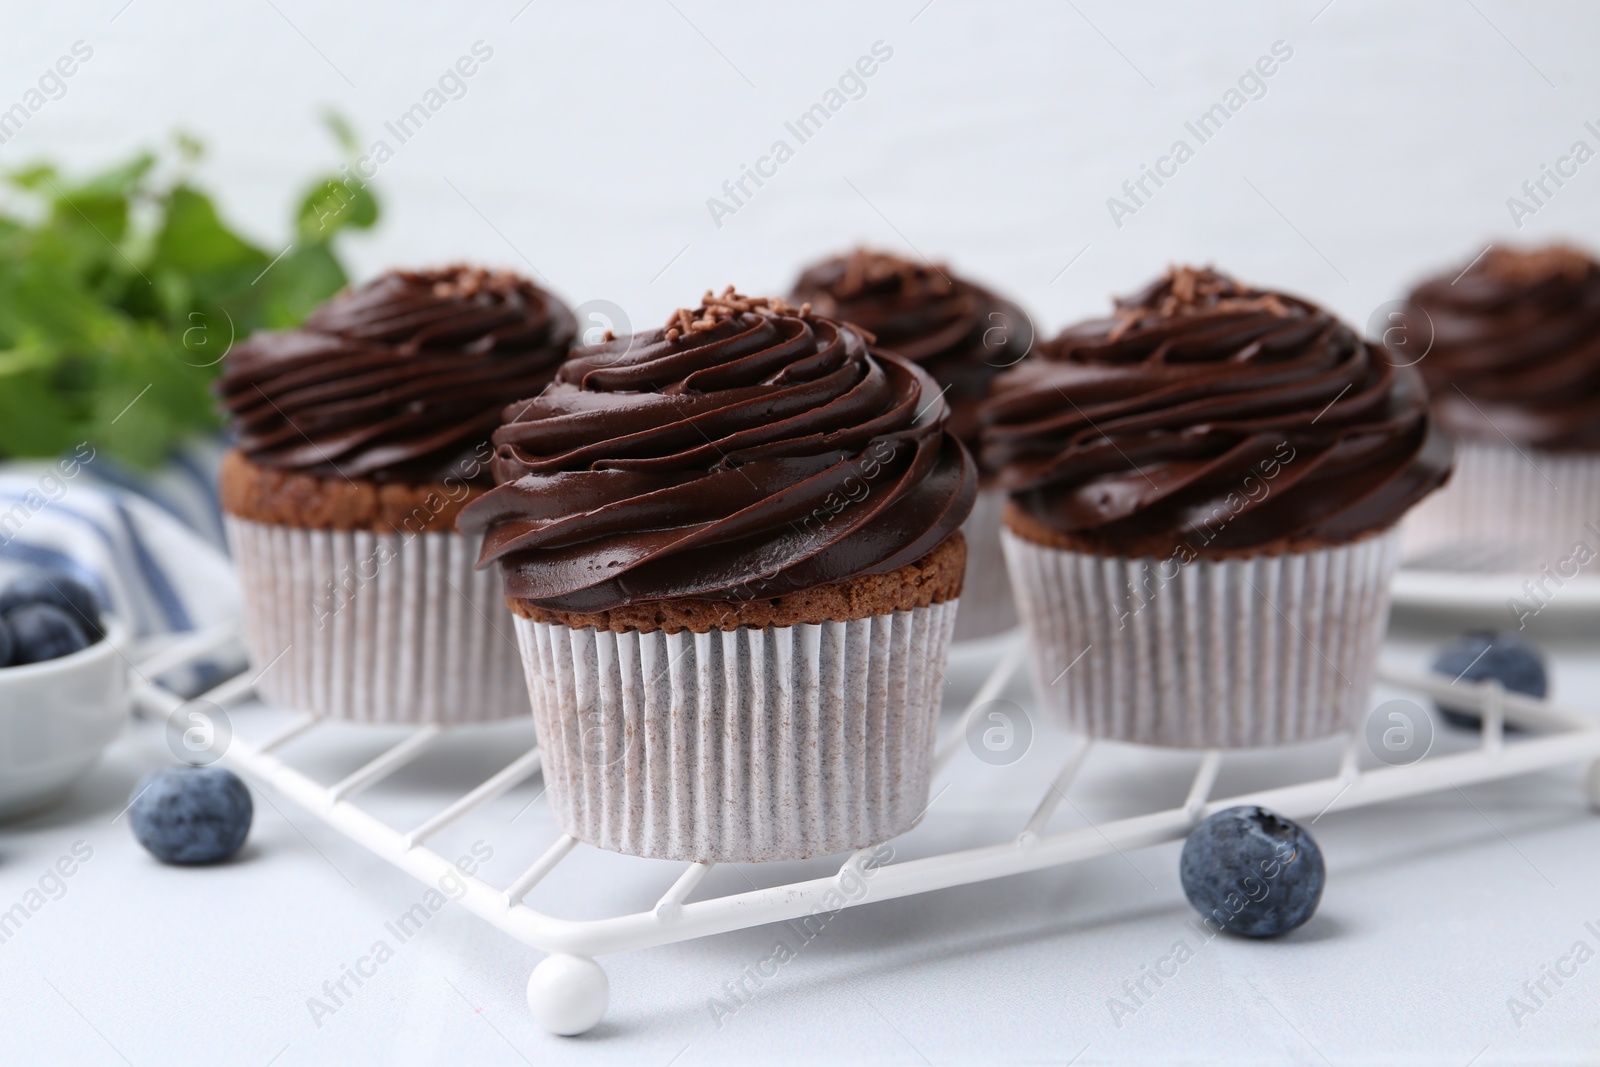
[0,570,104,668]
[0,568,125,820]
[5,603,92,665]
[1430,631,1546,731]
[1180,806,1325,938]
[0,571,103,643]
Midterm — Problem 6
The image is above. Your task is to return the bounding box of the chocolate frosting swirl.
[218,267,576,483]
[981,267,1452,555]
[1403,245,1600,450]
[791,249,1032,455]
[458,288,976,611]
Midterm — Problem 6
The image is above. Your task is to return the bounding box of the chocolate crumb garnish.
[1479,245,1593,286]
[419,264,526,301]
[1107,266,1291,341]
[833,248,953,301]
[663,286,810,342]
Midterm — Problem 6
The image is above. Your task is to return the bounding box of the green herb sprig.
[0,116,378,467]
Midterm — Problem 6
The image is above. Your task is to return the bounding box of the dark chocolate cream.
[792,248,1031,457]
[219,266,575,483]
[1403,244,1600,451]
[981,266,1451,556]
[459,288,976,610]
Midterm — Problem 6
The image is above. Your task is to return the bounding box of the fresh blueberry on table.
[0,571,102,639]
[129,766,253,865]
[0,614,12,668]
[1180,806,1324,938]
[1430,631,1546,731]
[5,604,91,665]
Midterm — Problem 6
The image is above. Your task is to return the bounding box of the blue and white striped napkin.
[0,439,239,651]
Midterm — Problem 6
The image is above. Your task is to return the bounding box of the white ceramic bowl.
[0,617,129,821]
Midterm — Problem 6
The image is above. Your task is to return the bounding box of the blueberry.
[1179,806,1325,938]
[5,604,90,665]
[0,572,102,639]
[129,766,253,865]
[0,615,11,668]
[1430,631,1546,731]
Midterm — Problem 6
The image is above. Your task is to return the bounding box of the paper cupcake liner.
[1002,529,1401,748]
[224,516,527,724]
[952,488,1018,643]
[1401,440,1600,572]
[513,600,957,862]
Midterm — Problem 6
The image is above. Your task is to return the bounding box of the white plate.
[1391,567,1600,617]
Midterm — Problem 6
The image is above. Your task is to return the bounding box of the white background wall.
[5,1,1599,348]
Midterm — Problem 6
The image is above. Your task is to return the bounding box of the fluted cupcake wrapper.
[513,601,957,863]
[1401,439,1600,572]
[952,488,1018,643]
[224,516,527,724]
[1002,529,1400,748]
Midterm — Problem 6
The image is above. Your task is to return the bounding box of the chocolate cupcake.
[218,266,575,723]
[983,267,1451,747]
[792,248,1032,642]
[1396,244,1600,568]
[460,287,975,861]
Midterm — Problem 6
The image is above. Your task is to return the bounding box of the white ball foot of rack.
[130,625,1600,1037]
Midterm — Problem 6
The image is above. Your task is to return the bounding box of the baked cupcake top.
[458,287,976,612]
[981,266,1452,557]
[218,266,576,483]
[1403,244,1600,450]
[791,248,1032,457]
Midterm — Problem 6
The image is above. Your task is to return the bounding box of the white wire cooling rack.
[127,622,1600,1037]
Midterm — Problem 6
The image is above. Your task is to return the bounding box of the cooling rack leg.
[1586,761,1600,813]
[528,954,609,1036]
